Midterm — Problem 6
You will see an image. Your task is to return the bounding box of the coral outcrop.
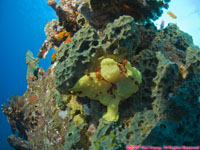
[55,15,139,93]
[2,0,200,149]
[26,50,42,82]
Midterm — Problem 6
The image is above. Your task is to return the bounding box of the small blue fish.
[160,20,165,29]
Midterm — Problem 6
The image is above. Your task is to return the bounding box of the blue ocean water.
[0,0,56,149]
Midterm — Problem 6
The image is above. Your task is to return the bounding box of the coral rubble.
[2,0,200,149]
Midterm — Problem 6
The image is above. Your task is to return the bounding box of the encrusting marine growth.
[70,58,142,122]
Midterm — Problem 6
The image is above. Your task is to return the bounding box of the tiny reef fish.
[160,20,165,29]
[51,52,56,61]
[59,0,64,5]
[64,32,71,36]
[56,31,65,39]
[56,31,71,39]
[167,11,177,19]
[75,11,79,15]
[64,37,73,43]
[119,4,142,20]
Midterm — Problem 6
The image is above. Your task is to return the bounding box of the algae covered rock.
[186,46,200,78]
[163,23,193,51]
[79,0,171,28]
[102,15,139,55]
[25,50,39,79]
[54,15,140,93]
[54,25,100,93]
[25,50,44,83]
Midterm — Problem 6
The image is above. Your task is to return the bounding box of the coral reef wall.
[2,0,200,149]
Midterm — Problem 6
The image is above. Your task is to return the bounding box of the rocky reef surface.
[2,0,200,149]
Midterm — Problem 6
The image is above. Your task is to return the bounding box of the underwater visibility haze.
[0,0,200,149]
